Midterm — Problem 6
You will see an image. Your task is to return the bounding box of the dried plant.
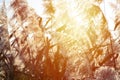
[0,0,120,80]
[94,66,120,80]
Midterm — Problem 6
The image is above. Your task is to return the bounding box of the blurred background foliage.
[0,0,120,80]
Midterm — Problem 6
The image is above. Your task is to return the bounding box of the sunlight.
[26,0,111,64]
[26,0,115,31]
[26,0,108,51]
[1,0,119,79]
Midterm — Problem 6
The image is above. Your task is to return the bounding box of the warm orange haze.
[0,0,120,80]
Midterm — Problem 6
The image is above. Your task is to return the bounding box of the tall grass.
[0,0,120,80]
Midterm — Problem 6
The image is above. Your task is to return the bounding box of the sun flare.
[26,0,110,55]
[1,0,119,79]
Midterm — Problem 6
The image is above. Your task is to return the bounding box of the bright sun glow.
[27,0,116,31]
[26,0,110,52]
[1,0,120,79]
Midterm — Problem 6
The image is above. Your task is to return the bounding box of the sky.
[0,0,3,3]
[0,0,10,8]
[27,0,44,16]
[27,0,116,30]
[100,0,117,30]
[0,0,10,3]
[0,0,117,30]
